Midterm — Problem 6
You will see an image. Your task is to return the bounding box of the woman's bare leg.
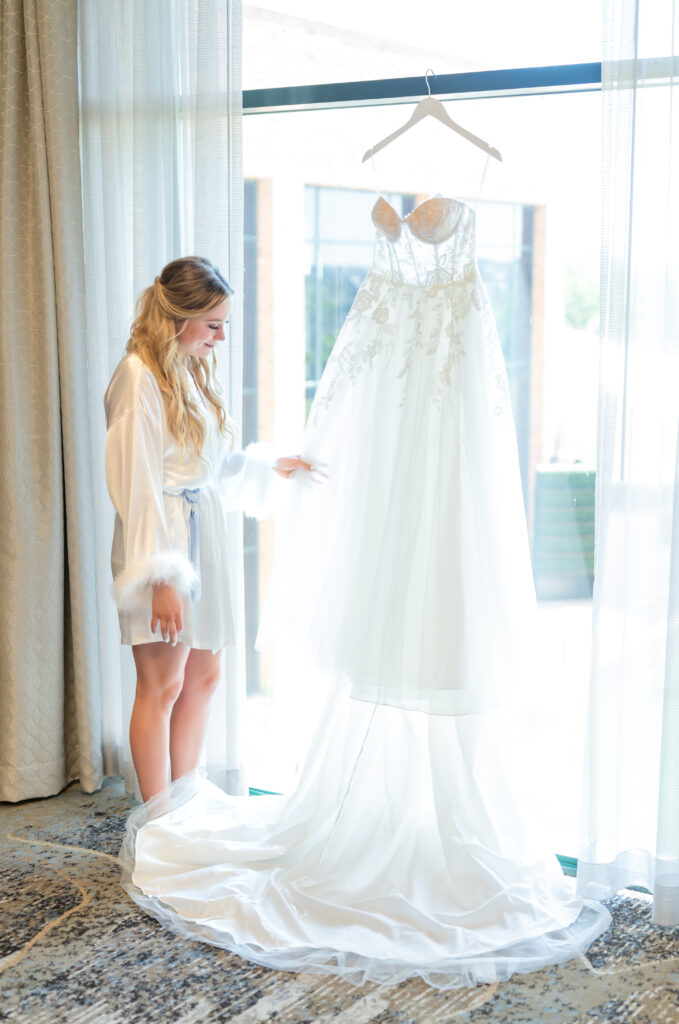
[131,642,191,801]
[169,648,222,781]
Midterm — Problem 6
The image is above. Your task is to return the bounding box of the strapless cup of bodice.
[370,195,476,286]
[372,194,469,245]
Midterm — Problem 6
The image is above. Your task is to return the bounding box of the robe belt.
[182,487,202,602]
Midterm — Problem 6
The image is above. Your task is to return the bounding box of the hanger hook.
[425,69,434,96]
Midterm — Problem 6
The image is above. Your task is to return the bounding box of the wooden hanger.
[362,70,502,163]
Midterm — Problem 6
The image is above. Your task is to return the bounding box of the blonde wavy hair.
[126,256,236,460]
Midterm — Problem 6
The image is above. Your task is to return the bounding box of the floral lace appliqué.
[309,201,481,425]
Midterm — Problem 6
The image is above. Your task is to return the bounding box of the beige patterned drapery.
[0,0,104,799]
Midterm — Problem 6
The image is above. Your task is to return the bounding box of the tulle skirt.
[121,680,610,989]
[256,270,537,716]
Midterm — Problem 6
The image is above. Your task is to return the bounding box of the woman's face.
[176,297,232,360]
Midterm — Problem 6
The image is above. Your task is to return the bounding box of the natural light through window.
[243,0,603,89]
[241,84,601,859]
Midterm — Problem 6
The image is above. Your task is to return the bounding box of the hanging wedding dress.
[121,194,611,988]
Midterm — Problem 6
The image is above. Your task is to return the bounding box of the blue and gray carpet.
[1,778,678,1023]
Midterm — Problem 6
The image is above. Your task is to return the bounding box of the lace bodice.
[371,195,476,287]
[308,195,488,424]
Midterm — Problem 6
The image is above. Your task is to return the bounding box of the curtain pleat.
[78,0,245,795]
[0,0,104,800]
[655,428,679,923]
[577,0,679,921]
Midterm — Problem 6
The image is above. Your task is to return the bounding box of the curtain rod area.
[243,62,602,114]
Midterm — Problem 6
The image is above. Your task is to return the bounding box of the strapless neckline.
[371,194,468,245]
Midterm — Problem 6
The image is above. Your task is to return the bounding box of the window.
[241,15,602,856]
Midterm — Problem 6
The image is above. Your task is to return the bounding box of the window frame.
[241,59,606,872]
[243,62,602,113]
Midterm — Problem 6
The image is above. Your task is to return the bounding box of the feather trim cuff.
[113,551,199,612]
[241,442,280,519]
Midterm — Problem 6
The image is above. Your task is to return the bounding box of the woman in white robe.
[104,256,313,800]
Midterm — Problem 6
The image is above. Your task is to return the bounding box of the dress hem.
[122,635,233,654]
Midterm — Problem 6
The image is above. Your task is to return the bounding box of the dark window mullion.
[243,62,602,113]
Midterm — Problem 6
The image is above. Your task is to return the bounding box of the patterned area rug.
[1,778,679,1024]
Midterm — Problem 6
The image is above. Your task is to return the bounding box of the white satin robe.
[104,353,277,652]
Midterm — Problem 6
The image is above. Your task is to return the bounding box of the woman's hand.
[275,455,311,478]
[275,455,328,480]
[151,583,184,646]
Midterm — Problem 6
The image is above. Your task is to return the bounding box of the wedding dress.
[121,194,611,988]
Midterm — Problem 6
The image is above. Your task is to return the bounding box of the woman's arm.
[220,443,318,518]
[219,442,277,517]
[105,369,196,623]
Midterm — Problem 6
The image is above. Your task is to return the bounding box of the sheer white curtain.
[577,0,679,922]
[78,0,246,795]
